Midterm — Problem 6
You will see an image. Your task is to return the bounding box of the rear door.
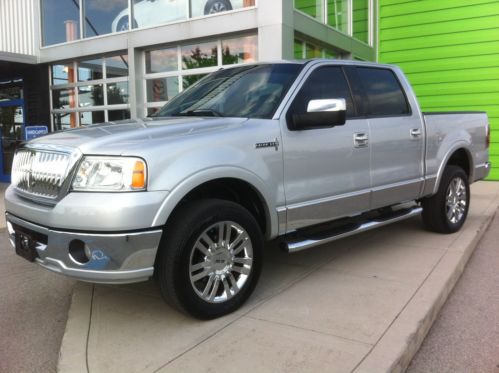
[281,64,371,231]
[354,67,424,209]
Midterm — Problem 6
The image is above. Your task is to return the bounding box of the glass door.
[0,101,24,182]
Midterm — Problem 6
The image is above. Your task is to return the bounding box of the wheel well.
[447,149,471,179]
[170,178,268,235]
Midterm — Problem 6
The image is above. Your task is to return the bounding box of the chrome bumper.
[6,213,163,284]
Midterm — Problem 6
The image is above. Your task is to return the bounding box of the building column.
[257,1,295,61]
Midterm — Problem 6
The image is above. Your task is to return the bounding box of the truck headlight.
[72,157,147,192]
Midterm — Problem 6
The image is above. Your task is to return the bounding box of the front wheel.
[155,199,263,319]
[422,165,470,233]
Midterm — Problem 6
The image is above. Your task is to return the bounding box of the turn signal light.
[131,161,146,190]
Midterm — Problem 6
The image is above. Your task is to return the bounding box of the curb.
[354,206,497,373]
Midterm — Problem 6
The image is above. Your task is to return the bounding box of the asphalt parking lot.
[0,229,75,373]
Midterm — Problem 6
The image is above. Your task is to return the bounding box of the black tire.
[116,16,137,32]
[422,165,470,233]
[204,0,233,15]
[155,199,263,319]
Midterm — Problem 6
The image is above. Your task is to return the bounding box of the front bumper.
[6,213,163,284]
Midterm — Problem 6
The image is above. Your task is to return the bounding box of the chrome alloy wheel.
[208,2,228,13]
[189,221,253,303]
[446,177,467,224]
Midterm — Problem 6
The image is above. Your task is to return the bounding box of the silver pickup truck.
[5,60,490,319]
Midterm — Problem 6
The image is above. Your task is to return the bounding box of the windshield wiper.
[178,109,224,117]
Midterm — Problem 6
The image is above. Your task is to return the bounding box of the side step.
[282,206,423,253]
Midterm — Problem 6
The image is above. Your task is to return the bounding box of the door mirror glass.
[291,98,347,130]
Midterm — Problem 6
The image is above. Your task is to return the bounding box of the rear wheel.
[155,199,263,319]
[422,165,470,233]
[204,0,233,15]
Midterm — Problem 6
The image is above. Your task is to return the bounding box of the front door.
[281,65,371,232]
[0,101,24,182]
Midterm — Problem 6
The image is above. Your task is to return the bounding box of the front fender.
[151,167,279,239]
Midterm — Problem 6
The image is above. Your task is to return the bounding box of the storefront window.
[294,0,324,22]
[294,37,343,60]
[78,85,104,107]
[353,0,369,44]
[132,0,187,29]
[108,109,131,121]
[52,88,76,109]
[107,82,129,105]
[80,111,105,126]
[183,74,207,89]
[182,42,218,70]
[306,44,323,59]
[41,0,80,46]
[294,40,304,59]
[146,48,178,74]
[84,0,129,37]
[144,34,257,113]
[327,0,348,34]
[50,54,130,129]
[78,59,104,82]
[106,55,129,78]
[53,113,73,131]
[146,78,180,102]
[0,80,23,101]
[52,64,75,86]
[295,0,372,45]
[222,35,258,65]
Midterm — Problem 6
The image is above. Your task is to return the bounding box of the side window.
[356,68,410,116]
[290,66,356,119]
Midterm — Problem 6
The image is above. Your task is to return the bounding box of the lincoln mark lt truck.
[5,60,491,319]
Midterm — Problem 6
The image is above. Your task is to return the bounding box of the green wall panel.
[379,0,499,179]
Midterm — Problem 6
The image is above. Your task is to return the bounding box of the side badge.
[255,138,280,151]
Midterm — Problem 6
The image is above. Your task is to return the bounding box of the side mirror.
[291,98,347,130]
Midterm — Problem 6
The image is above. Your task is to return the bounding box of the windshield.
[153,63,303,119]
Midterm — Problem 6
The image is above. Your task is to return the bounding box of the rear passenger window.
[290,66,356,119]
[357,68,410,117]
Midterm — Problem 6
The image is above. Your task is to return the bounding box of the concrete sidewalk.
[58,182,499,373]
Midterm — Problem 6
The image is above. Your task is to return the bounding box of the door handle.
[354,133,369,148]
[410,128,422,139]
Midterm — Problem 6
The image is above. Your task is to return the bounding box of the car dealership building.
[0,0,498,181]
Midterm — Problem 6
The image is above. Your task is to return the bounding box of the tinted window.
[155,64,303,119]
[356,68,409,116]
[290,66,356,118]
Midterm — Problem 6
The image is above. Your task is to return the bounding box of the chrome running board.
[282,206,423,253]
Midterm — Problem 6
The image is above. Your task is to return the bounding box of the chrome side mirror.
[291,98,347,130]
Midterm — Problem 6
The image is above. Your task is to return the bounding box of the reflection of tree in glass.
[182,47,217,87]
[90,85,105,106]
[222,46,239,65]
[107,84,127,105]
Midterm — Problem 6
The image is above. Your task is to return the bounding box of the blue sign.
[25,126,48,141]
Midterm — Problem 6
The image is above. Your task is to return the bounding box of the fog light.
[68,239,90,264]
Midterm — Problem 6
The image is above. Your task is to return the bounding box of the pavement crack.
[85,284,95,373]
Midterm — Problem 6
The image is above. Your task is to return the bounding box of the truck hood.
[28,117,249,155]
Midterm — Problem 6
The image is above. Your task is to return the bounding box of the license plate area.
[15,231,39,262]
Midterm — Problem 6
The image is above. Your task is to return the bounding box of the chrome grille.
[12,149,72,199]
